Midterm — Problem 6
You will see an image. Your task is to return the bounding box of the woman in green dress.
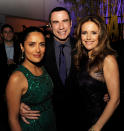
[6,26,56,131]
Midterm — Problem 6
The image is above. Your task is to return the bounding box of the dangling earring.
[21,51,25,60]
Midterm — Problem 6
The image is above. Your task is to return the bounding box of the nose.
[87,33,91,40]
[59,22,64,30]
[36,45,40,52]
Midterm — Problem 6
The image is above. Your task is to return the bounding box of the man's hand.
[103,93,110,102]
[20,103,40,124]
[7,59,15,65]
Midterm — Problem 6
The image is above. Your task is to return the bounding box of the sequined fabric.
[78,63,108,131]
[16,65,56,131]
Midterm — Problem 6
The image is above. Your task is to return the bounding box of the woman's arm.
[6,71,25,131]
[90,55,120,131]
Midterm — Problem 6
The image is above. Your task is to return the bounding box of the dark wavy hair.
[74,15,116,71]
[19,26,45,63]
[20,26,44,46]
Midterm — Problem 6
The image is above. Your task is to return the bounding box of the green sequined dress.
[16,65,56,131]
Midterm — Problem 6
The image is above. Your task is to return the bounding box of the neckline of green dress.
[20,64,45,78]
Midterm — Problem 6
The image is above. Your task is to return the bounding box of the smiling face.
[21,32,45,64]
[81,21,99,51]
[50,10,72,43]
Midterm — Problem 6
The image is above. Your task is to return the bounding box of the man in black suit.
[20,7,79,131]
[0,24,20,97]
[0,24,20,131]
[0,24,20,78]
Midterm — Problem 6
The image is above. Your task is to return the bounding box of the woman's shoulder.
[8,70,25,84]
[6,70,27,94]
[104,55,117,64]
[103,55,119,72]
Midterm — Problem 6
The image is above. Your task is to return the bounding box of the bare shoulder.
[104,55,118,66]
[7,71,26,91]
[103,55,119,74]
[8,71,25,84]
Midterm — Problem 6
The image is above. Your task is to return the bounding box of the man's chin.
[54,35,69,42]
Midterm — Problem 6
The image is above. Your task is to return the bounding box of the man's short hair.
[1,24,14,34]
[49,7,71,23]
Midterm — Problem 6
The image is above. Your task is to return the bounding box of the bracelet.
[89,128,95,131]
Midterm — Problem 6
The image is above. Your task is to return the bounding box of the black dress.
[78,63,108,131]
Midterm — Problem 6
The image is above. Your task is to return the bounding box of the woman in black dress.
[74,16,120,131]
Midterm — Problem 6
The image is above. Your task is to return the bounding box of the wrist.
[95,121,103,130]
[89,124,101,131]
[89,128,95,131]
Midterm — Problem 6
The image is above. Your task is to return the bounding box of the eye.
[63,19,69,22]
[4,31,13,33]
[81,31,87,34]
[92,31,98,34]
[40,42,45,46]
[52,21,58,24]
[28,42,35,46]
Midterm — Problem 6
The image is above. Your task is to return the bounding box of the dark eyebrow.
[63,19,69,22]
[40,42,45,44]
[52,20,59,23]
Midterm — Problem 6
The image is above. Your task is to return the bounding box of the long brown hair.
[74,15,116,71]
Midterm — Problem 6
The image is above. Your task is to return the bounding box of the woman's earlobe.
[20,43,24,52]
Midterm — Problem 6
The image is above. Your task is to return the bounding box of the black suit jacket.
[43,36,79,130]
[0,40,20,65]
[44,36,77,100]
[0,41,20,89]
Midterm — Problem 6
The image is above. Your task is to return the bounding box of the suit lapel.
[67,37,75,79]
[47,38,61,80]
